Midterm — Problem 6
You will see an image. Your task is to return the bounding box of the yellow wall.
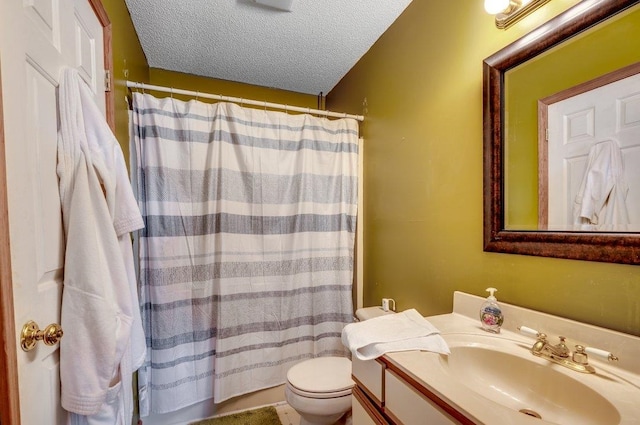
[328,1,640,335]
[104,0,640,335]
[148,69,318,109]
[102,0,150,160]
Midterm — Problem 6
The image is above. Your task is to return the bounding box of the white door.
[0,0,107,423]
[547,72,640,231]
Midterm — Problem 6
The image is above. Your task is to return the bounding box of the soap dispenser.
[480,287,503,333]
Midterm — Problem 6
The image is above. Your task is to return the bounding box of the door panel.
[73,0,106,112]
[23,62,66,425]
[0,0,108,423]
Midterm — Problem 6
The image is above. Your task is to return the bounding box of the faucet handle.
[572,345,589,365]
[518,326,540,338]
[585,346,619,362]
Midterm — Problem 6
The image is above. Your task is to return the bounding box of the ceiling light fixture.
[484,0,551,29]
[253,0,294,12]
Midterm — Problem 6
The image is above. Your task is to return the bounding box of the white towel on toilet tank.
[341,308,450,360]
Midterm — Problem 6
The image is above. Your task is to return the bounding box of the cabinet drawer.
[352,387,390,425]
[352,357,385,407]
[384,369,457,425]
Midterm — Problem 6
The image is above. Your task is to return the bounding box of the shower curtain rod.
[125,81,364,122]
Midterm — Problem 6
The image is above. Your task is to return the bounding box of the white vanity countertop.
[381,292,640,425]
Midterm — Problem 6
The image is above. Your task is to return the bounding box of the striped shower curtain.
[130,92,358,415]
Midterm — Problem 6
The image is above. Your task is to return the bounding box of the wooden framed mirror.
[483,0,640,264]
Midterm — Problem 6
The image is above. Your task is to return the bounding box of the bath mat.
[189,406,281,425]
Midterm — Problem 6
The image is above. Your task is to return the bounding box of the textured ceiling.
[125,0,413,95]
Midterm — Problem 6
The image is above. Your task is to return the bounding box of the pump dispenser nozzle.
[486,287,497,300]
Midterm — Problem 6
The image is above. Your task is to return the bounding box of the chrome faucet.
[519,326,618,374]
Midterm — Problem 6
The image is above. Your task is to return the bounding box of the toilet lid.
[287,357,353,394]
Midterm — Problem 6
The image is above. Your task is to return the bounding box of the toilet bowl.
[285,307,394,425]
[285,357,353,425]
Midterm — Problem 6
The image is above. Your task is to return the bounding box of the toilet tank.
[355,306,395,321]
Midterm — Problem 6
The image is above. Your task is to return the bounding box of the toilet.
[285,307,393,425]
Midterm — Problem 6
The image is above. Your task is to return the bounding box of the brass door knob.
[20,320,63,352]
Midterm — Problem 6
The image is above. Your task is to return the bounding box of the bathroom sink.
[438,334,622,425]
[381,293,640,424]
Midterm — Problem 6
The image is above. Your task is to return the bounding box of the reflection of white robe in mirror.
[573,139,630,231]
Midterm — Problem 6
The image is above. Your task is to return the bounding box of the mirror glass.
[483,0,640,264]
[504,3,640,232]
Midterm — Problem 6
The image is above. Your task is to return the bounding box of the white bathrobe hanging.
[57,68,145,424]
[573,138,630,230]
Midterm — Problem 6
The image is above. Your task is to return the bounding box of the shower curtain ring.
[240,98,244,107]
[170,87,174,99]
[264,101,267,112]
[195,91,199,101]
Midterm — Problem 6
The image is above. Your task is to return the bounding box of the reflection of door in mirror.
[539,63,640,232]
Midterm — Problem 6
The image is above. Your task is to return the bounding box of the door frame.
[0,1,113,423]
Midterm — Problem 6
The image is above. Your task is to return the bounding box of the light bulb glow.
[484,0,510,14]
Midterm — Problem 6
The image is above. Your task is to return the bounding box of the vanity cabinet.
[352,386,389,425]
[384,370,457,425]
[351,357,473,425]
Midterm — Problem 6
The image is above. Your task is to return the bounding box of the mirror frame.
[483,0,640,265]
